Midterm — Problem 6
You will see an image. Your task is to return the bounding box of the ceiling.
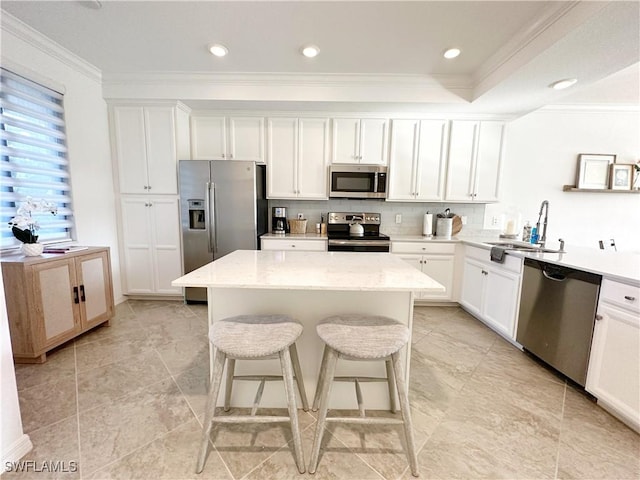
[1,1,639,116]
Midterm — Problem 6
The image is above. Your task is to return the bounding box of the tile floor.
[7,300,639,479]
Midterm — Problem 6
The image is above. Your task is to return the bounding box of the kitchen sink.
[485,242,564,254]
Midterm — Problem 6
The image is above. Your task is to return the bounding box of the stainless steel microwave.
[329,165,387,199]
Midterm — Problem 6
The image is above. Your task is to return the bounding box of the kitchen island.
[172,249,444,409]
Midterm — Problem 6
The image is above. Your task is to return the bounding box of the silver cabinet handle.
[624,295,636,301]
[595,314,603,321]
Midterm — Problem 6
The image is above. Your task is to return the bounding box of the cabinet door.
[586,303,640,430]
[397,254,426,299]
[76,251,114,329]
[149,197,183,294]
[388,120,418,201]
[359,119,388,165]
[445,120,478,201]
[297,118,330,199]
[229,117,265,162]
[332,118,360,164]
[267,118,298,198]
[483,267,520,339]
[421,255,454,301]
[415,120,448,201]
[113,106,148,194]
[460,258,485,317]
[144,107,178,194]
[33,259,80,347]
[191,115,227,160]
[474,121,504,202]
[120,197,155,294]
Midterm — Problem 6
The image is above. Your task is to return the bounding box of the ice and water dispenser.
[188,199,206,230]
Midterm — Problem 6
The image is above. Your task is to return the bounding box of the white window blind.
[1,68,74,249]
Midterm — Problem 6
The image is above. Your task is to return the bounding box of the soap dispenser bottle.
[522,221,532,242]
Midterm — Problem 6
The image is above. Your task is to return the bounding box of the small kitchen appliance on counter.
[327,212,390,252]
[272,207,289,234]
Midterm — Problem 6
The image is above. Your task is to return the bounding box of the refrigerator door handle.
[210,182,218,254]
[206,182,214,253]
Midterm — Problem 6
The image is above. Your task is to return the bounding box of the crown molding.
[538,104,640,114]
[1,12,102,84]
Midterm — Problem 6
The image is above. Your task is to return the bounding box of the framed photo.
[610,163,633,190]
[576,153,616,189]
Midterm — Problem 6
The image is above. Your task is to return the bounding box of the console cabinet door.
[77,250,114,329]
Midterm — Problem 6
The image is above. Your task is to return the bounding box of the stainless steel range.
[327,212,390,252]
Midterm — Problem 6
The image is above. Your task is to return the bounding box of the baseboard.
[1,434,33,475]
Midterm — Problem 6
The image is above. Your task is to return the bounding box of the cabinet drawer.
[392,242,456,255]
[262,238,327,251]
[600,279,640,314]
[465,245,522,274]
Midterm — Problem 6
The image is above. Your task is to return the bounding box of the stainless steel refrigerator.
[178,160,267,302]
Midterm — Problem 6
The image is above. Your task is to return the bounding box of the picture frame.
[576,153,616,189]
[609,163,634,190]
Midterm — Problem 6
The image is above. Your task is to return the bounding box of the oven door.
[329,169,387,199]
[328,239,390,252]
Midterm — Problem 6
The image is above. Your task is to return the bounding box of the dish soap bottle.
[522,221,532,242]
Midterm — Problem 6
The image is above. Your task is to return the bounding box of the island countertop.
[172,249,444,292]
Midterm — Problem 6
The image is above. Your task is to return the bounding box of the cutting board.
[452,215,463,235]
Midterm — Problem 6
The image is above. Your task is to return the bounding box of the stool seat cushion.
[210,315,303,358]
[317,315,409,359]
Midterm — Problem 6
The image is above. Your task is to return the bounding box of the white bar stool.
[309,314,419,477]
[196,314,309,474]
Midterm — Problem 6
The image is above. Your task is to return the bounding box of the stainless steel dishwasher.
[516,258,601,386]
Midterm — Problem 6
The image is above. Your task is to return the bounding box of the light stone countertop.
[172,249,445,292]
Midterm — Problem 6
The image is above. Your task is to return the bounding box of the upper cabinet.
[267,117,330,200]
[445,120,505,202]
[191,115,265,162]
[387,119,449,202]
[332,118,388,165]
[111,103,190,195]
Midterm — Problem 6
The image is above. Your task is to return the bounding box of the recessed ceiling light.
[443,48,461,59]
[301,45,320,58]
[208,44,228,57]
[550,78,578,90]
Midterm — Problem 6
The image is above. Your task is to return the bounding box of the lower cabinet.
[460,246,522,339]
[586,279,639,431]
[261,237,327,251]
[120,196,182,295]
[392,242,456,301]
[1,247,115,363]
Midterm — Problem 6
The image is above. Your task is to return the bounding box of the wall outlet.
[297,213,304,220]
[461,215,467,225]
[491,216,500,226]
[395,214,402,224]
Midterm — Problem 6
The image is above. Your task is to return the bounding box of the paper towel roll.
[422,213,433,236]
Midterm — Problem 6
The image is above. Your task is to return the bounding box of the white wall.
[1,17,123,301]
[486,108,640,253]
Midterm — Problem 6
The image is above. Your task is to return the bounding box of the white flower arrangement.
[8,197,58,244]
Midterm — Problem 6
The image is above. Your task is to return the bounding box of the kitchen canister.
[422,213,433,237]
[436,217,453,237]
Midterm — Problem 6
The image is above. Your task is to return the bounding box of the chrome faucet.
[535,200,549,248]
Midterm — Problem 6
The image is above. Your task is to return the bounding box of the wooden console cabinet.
[1,247,115,363]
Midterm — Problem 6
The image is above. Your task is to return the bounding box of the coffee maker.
[272,207,289,234]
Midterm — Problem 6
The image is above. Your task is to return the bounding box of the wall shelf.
[563,185,640,194]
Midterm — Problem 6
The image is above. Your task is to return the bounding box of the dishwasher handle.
[542,269,567,282]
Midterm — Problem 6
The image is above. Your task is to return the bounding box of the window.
[1,68,74,249]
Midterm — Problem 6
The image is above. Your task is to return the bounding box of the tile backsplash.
[268,199,487,236]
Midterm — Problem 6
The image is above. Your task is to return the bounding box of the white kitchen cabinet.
[332,118,388,165]
[445,120,504,202]
[460,245,522,339]
[387,119,448,201]
[267,117,329,199]
[111,103,190,195]
[191,115,265,162]
[261,237,327,251]
[392,242,455,301]
[586,279,639,431]
[120,196,182,295]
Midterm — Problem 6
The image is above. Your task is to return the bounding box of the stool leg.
[312,345,329,411]
[279,348,306,474]
[391,351,419,477]
[308,347,338,474]
[385,358,397,413]
[223,358,235,412]
[289,343,309,412]
[196,349,227,474]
